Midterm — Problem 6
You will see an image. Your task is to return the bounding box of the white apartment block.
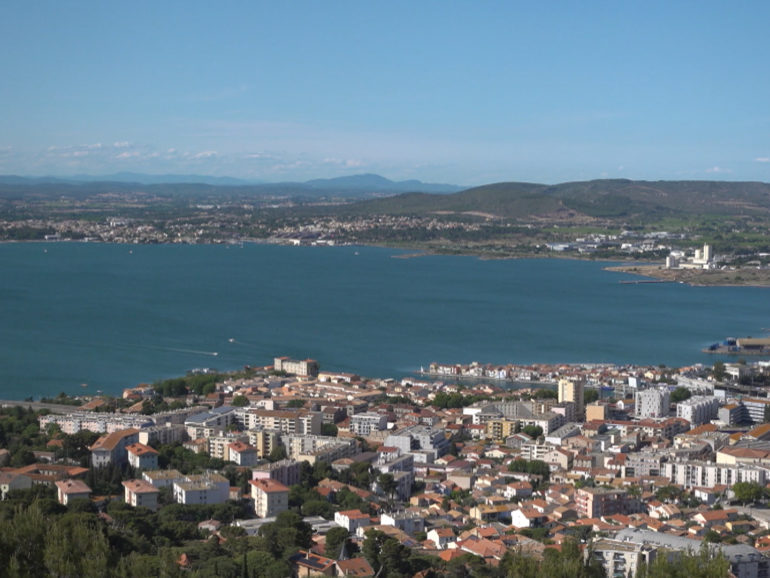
[676,396,719,426]
[249,478,289,518]
[663,460,767,489]
[172,473,229,505]
[143,469,185,489]
[241,409,321,435]
[635,387,670,418]
[350,412,388,436]
[39,412,152,435]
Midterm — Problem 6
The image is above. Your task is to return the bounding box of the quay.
[619,279,674,285]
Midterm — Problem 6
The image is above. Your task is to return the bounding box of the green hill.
[336,179,770,221]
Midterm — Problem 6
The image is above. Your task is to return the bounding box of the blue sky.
[1,1,769,186]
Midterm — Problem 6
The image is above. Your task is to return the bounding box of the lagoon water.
[1,242,769,400]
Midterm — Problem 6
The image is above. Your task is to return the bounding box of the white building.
[635,387,670,418]
[172,473,229,505]
[676,396,719,426]
[663,460,766,489]
[249,478,289,518]
[122,479,160,511]
[350,412,388,436]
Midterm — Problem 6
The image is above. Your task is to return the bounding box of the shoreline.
[5,238,767,287]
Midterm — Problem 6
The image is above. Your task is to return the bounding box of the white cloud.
[116,151,140,159]
[705,166,732,174]
[113,141,131,148]
[755,157,770,163]
[322,157,363,168]
[192,150,217,159]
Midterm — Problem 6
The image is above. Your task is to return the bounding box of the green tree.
[732,481,765,505]
[670,387,692,403]
[324,526,350,560]
[713,361,726,382]
[230,395,250,407]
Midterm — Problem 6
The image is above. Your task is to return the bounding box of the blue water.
[1,242,768,400]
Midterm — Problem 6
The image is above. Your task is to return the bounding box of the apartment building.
[350,412,388,436]
[663,460,767,489]
[172,473,229,505]
[676,396,719,426]
[273,356,319,377]
[576,487,639,518]
[252,459,301,487]
[122,479,160,511]
[125,442,159,470]
[90,428,140,467]
[635,387,670,418]
[250,478,289,518]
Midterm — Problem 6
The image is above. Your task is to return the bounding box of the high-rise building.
[558,378,584,420]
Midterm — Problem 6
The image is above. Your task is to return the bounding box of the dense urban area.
[3,355,770,576]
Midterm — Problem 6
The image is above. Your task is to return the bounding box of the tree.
[670,387,692,403]
[321,423,338,436]
[230,395,250,407]
[521,425,543,438]
[324,526,350,560]
[732,481,764,505]
[584,389,599,404]
[267,444,287,463]
[713,361,726,382]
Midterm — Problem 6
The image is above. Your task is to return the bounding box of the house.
[125,443,159,470]
[510,508,547,529]
[334,509,371,533]
[289,550,336,577]
[0,471,32,499]
[692,509,738,528]
[335,557,375,577]
[55,479,92,505]
[122,479,160,511]
[249,478,290,518]
[427,527,456,549]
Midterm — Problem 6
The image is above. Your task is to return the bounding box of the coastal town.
[4,355,770,576]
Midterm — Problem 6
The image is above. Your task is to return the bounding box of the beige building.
[558,378,584,420]
[55,479,92,505]
[273,356,319,377]
[122,479,160,511]
[250,478,289,518]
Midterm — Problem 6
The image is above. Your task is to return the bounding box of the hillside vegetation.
[339,179,770,221]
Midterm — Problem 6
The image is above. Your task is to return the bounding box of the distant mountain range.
[2,174,769,223]
[335,179,770,220]
[0,172,462,194]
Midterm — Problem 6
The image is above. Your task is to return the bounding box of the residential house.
[122,479,160,511]
[125,443,159,470]
[55,479,92,505]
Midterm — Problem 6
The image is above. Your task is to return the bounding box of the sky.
[1,1,769,186]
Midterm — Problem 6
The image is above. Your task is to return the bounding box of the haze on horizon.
[1,1,769,187]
